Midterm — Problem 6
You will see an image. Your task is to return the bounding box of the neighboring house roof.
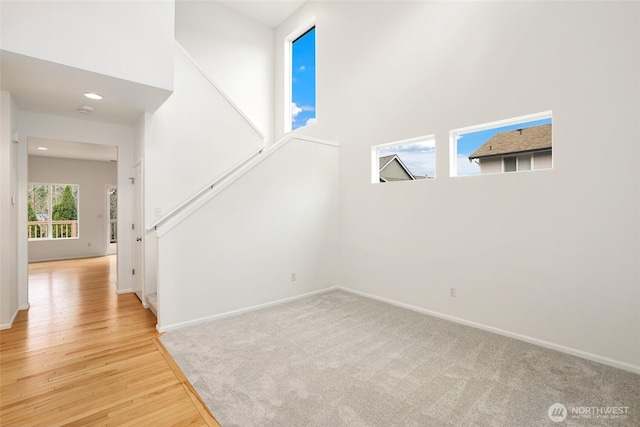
[379,154,416,181]
[469,123,552,160]
[379,155,399,170]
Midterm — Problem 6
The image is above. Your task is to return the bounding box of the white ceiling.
[217,0,307,28]
[2,1,307,161]
[0,50,172,127]
[28,138,118,162]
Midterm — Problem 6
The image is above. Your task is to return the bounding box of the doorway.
[26,138,118,276]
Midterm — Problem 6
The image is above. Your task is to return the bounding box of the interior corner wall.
[134,112,158,298]
[27,157,117,262]
[156,139,340,330]
[19,112,135,292]
[0,91,20,328]
[133,113,148,166]
[175,0,275,144]
[0,0,174,91]
[277,1,640,369]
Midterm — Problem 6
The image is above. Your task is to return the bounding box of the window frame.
[371,134,436,184]
[449,111,553,177]
[28,182,80,241]
[503,154,533,172]
[284,18,316,133]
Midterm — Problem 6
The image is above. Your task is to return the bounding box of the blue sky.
[379,139,436,178]
[378,118,552,178]
[455,118,552,176]
[291,28,316,130]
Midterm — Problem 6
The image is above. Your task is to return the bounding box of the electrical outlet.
[291,273,296,281]
[450,288,456,297]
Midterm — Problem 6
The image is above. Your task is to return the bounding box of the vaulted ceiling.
[1,1,307,160]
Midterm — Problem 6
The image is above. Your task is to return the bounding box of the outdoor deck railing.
[28,220,79,239]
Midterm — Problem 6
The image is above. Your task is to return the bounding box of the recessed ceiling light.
[36,147,48,151]
[84,92,103,100]
[77,105,94,114]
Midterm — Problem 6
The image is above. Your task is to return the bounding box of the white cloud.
[306,117,317,126]
[380,149,436,178]
[382,139,435,154]
[299,65,306,71]
[455,155,480,176]
[291,102,303,119]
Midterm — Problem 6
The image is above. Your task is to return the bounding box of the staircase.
[145,41,340,332]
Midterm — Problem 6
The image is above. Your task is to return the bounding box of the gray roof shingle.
[379,155,396,170]
[469,123,552,159]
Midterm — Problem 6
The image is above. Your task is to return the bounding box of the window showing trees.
[289,26,316,131]
[109,187,117,243]
[372,136,436,183]
[450,112,553,177]
[28,183,79,240]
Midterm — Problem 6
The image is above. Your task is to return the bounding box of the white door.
[132,161,145,305]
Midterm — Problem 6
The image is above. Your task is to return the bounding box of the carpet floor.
[160,290,639,426]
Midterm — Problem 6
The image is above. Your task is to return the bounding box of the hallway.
[0,256,218,426]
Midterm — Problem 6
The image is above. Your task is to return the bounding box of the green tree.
[52,185,77,238]
[52,185,78,221]
[27,201,41,238]
[28,201,38,221]
[28,184,49,220]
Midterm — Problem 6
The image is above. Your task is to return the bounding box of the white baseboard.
[0,304,29,330]
[339,287,640,375]
[157,286,338,333]
[28,254,111,263]
[116,288,133,294]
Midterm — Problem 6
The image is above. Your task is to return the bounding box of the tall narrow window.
[290,26,316,131]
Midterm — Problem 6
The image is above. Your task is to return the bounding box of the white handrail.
[147,147,263,231]
[153,134,339,236]
[147,40,268,232]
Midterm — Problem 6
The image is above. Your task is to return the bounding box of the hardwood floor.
[0,256,220,426]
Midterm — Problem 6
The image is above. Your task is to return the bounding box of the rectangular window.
[504,156,517,172]
[289,25,316,131]
[28,183,79,240]
[516,155,531,171]
[372,136,436,183]
[450,112,552,177]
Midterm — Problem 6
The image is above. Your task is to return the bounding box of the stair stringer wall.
[156,138,339,330]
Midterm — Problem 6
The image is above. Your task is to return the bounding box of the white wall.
[28,157,117,262]
[0,91,21,328]
[0,0,174,91]
[19,112,135,292]
[176,0,275,144]
[145,45,264,225]
[156,138,339,330]
[277,1,640,370]
[134,113,157,298]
